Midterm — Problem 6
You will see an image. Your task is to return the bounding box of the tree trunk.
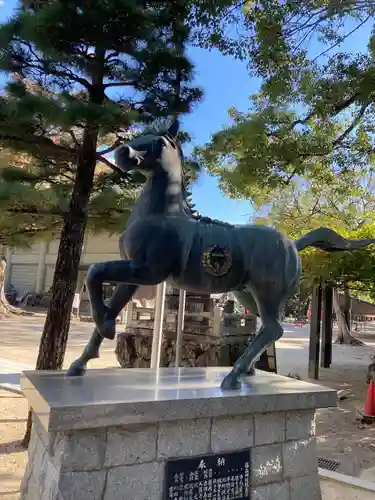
[342,282,351,330]
[22,128,99,448]
[0,259,9,316]
[333,288,364,346]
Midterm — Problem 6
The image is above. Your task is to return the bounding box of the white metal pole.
[175,289,186,366]
[150,281,167,369]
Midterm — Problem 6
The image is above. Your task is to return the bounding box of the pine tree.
[0,141,141,248]
[0,0,202,378]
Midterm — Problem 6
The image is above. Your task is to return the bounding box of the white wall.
[11,264,37,295]
[7,231,123,295]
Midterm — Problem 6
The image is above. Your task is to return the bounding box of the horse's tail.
[294,227,375,252]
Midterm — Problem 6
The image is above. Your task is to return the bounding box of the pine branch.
[16,42,92,89]
[103,81,133,88]
[2,207,131,217]
[0,133,76,160]
[3,208,64,216]
[0,220,61,244]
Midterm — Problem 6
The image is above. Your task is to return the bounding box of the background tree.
[283,288,311,320]
[0,134,144,315]
[195,1,375,344]
[196,1,375,198]
[252,166,375,344]
[0,144,141,244]
[0,1,203,379]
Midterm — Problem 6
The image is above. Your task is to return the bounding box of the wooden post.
[119,299,133,325]
[175,289,186,367]
[256,344,277,373]
[119,307,126,324]
[125,301,134,328]
[308,284,322,379]
[321,284,333,368]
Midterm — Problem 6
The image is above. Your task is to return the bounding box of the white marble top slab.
[21,367,336,432]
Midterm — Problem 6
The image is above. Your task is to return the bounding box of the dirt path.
[0,391,27,500]
[278,325,375,476]
[0,316,118,369]
[315,366,375,477]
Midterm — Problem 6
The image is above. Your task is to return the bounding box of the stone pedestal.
[20,367,336,500]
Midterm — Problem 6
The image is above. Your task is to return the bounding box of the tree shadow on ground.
[0,418,27,423]
[0,439,24,455]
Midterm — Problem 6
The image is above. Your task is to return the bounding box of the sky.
[181,47,257,224]
[0,2,372,224]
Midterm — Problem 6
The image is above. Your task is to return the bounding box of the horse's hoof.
[221,374,241,391]
[66,360,86,377]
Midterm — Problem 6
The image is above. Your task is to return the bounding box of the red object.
[306,307,322,322]
[363,380,375,417]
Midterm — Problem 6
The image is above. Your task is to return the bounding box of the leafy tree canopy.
[0,143,142,247]
[253,167,375,300]
[196,1,375,203]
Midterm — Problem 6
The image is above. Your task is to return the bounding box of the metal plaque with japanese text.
[164,449,250,500]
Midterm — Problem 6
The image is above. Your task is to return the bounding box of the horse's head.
[114,120,182,176]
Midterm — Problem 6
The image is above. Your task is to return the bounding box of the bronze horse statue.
[67,120,375,389]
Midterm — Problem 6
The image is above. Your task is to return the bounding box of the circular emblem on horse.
[202,245,232,277]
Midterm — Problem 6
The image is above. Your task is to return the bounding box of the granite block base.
[20,367,336,500]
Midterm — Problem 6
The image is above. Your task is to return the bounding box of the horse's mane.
[146,119,233,227]
[144,118,200,220]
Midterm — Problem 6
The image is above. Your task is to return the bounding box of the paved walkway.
[1,315,374,393]
[0,358,33,393]
[0,316,119,393]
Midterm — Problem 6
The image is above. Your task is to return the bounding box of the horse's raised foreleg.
[221,298,283,390]
[66,283,137,376]
[86,260,168,339]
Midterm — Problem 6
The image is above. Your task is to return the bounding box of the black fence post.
[308,284,322,379]
[321,284,333,368]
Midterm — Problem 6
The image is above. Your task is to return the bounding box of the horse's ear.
[168,119,179,138]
